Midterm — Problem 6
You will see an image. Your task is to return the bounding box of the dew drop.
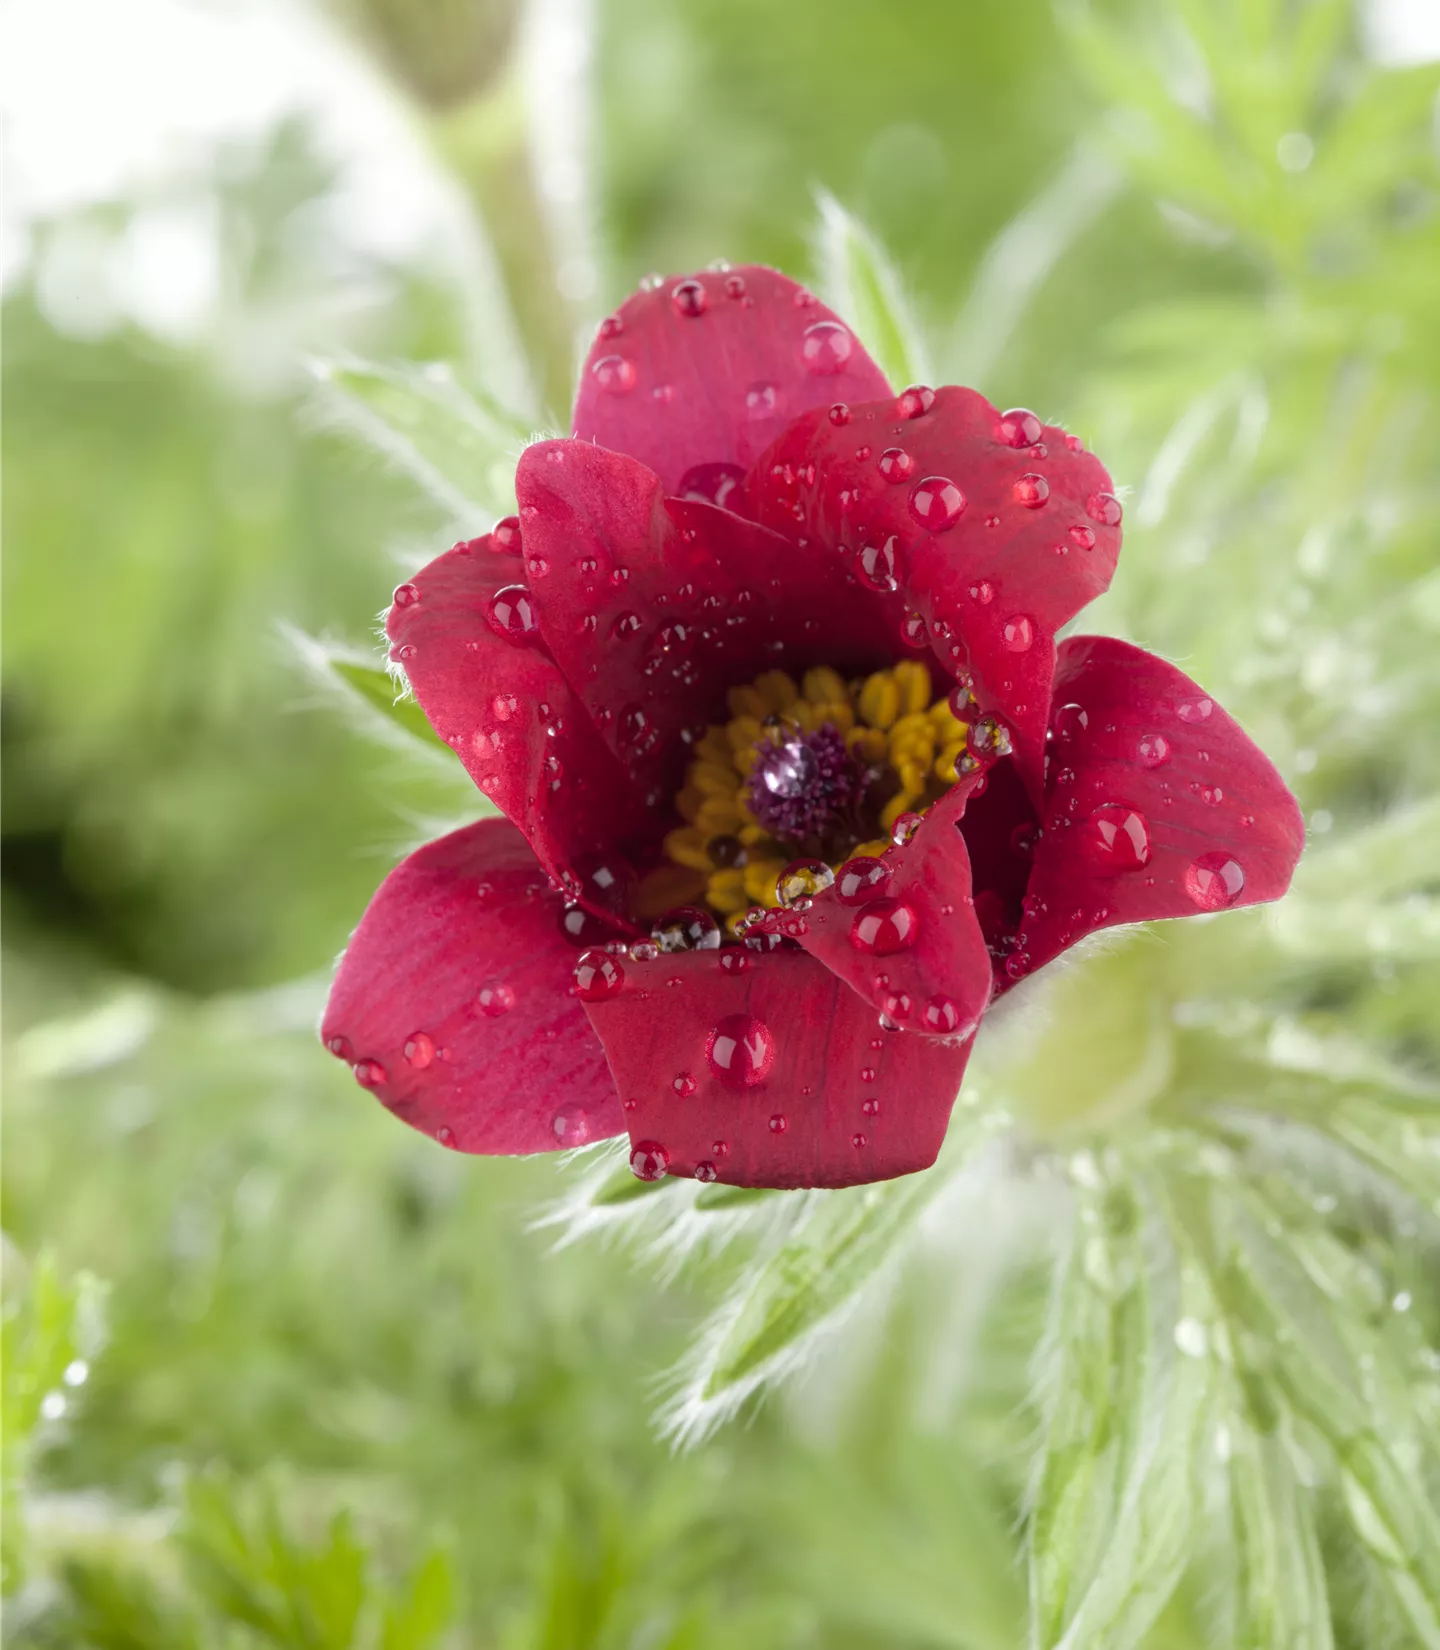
[1052,701,1088,740]
[801,319,853,375]
[653,906,722,952]
[492,692,519,721]
[718,950,750,973]
[573,948,624,1000]
[758,738,819,798]
[967,716,1013,760]
[1086,492,1123,526]
[707,1014,776,1088]
[908,475,966,533]
[672,1072,697,1097]
[612,611,641,638]
[1002,614,1035,652]
[778,859,835,906]
[403,1032,436,1069]
[477,982,516,1017]
[1013,473,1049,509]
[861,1097,880,1117]
[850,898,918,955]
[901,611,928,648]
[1136,732,1171,768]
[745,382,779,418]
[997,408,1042,448]
[678,460,745,509]
[392,581,420,608]
[560,903,612,944]
[1069,524,1096,551]
[828,402,851,426]
[671,278,708,317]
[1176,697,1213,724]
[837,856,891,904]
[694,1159,719,1183]
[969,579,995,605]
[1085,805,1151,870]
[326,1034,354,1061]
[921,995,961,1034]
[851,1132,868,1148]
[891,811,924,847]
[897,385,935,419]
[879,447,915,483]
[723,273,746,298]
[630,1141,670,1180]
[354,1058,386,1088]
[768,1114,788,1134]
[857,537,899,592]
[552,1108,596,1147]
[487,584,540,645]
[593,355,637,395]
[1185,853,1245,910]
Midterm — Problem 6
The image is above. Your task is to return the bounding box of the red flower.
[322,265,1303,1189]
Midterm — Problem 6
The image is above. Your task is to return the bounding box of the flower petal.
[788,776,993,1038]
[572,266,892,496]
[388,527,653,896]
[581,947,972,1188]
[321,819,625,1154]
[745,387,1121,798]
[1012,637,1304,977]
[515,440,898,805]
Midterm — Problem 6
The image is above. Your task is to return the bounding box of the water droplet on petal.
[326,1035,353,1061]
[861,1097,880,1117]
[921,995,961,1034]
[671,278,708,317]
[1013,473,1049,509]
[1185,853,1245,910]
[477,982,516,1017]
[653,906,722,951]
[354,1058,386,1087]
[694,1159,719,1183]
[1177,698,1213,724]
[777,859,834,906]
[879,447,915,483]
[392,582,420,609]
[768,1113,788,1134]
[436,1125,456,1147]
[1052,702,1088,741]
[969,579,995,605]
[1085,805,1151,870]
[723,273,746,298]
[857,537,899,592]
[593,355,637,394]
[801,319,853,375]
[1002,614,1035,651]
[487,584,540,645]
[552,1107,596,1146]
[757,738,819,798]
[707,1014,776,1088]
[1136,732,1171,767]
[837,856,891,904]
[901,611,928,648]
[718,950,750,973]
[573,948,624,1000]
[891,811,923,847]
[672,1071,697,1097]
[997,408,1042,447]
[850,898,918,955]
[630,1141,669,1180]
[897,385,935,418]
[828,402,851,425]
[612,611,641,638]
[678,461,746,509]
[1069,524,1096,551]
[967,716,1013,760]
[404,1032,436,1068]
[745,382,779,418]
[851,1131,868,1148]
[1086,492,1123,526]
[908,475,966,533]
[492,692,519,721]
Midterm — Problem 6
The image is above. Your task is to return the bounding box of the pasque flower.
[322,265,1303,1189]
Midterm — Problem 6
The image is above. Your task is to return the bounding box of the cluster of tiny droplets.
[745,724,864,843]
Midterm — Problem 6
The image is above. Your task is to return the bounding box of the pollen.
[664,659,970,932]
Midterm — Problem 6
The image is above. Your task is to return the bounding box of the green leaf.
[330,659,449,753]
[312,356,529,525]
[280,626,456,758]
[813,191,931,390]
[381,1547,454,1650]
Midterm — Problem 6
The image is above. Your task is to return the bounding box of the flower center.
[663,659,974,933]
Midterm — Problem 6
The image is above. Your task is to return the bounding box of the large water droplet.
[1085,805,1151,870]
[1136,732,1171,768]
[630,1141,670,1180]
[801,319,853,375]
[837,856,891,904]
[593,355,637,395]
[777,859,834,906]
[997,408,1042,448]
[404,1032,436,1069]
[612,611,641,638]
[1052,702,1088,740]
[552,1107,597,1147]
[707,1014,776,1088]
[1185,853,1245,910]
[477,981,516,1017]
[1176,697,1213,724]
[392,581,420,608]
[653,906,722,952]
[757,739,818,799]
[671,278,708,317]
[678,461,745,509]
[487,585,540,645]
[897,385,935,419]
[850,898,918,955]
[354,1058,386,1088]
[694,1159,719,1183]
[857,537,899,592]
[1069,524,1096,551]
[768,1114,788,1134]
[1086,492,1123,526]
[908,475,966,533]
[967,716,1014,760]
[921,995,961,1034]
[1002,614,1035,651]
[573,948,624,1000]
[828,402,851,425]
[491,515,522,553]
[891,811,923,847]
[879,447,915,483]
[1013,473,1049,509]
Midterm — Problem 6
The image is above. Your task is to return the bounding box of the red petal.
[746,387,1121,797]
[321,819,624,1154]
[388,529,653,894]
[790,776,993,1038]
[581,947,973,1188]
[1012,637,1304,976]
[515,440,897,802]
[573,266,892,497]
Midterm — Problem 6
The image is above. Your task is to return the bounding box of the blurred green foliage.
[4,0,1439,1646]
